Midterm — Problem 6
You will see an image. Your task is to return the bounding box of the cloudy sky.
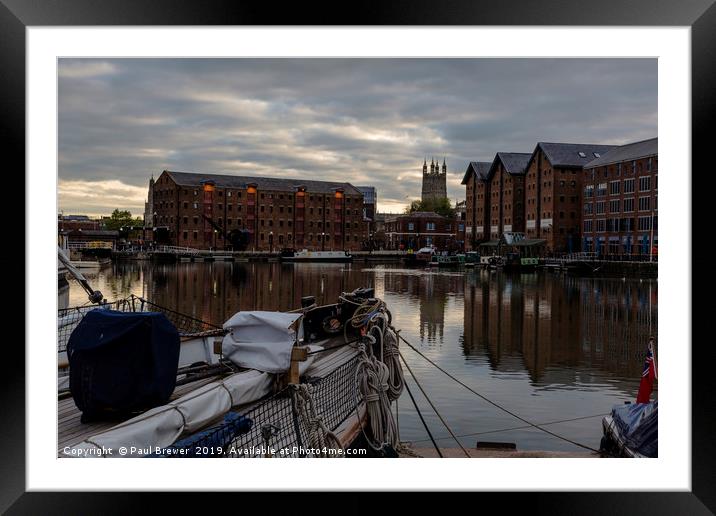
[58,58,657,216]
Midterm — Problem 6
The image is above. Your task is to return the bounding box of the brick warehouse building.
[384,212,458,251]
[581,138,658,256]
[150,170,368,251]
[461,161,491,250]
[524,142,617,253]
[486,152,532,240]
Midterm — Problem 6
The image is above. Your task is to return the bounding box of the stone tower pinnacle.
[421,156,448,202]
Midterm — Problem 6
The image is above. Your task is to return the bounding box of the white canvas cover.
[62,348,321,458]
[222,311,304,373]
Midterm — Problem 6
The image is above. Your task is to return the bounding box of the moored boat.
[58,285,404,458]
[480,254,504,269]
[600,401,657,458]
[414,246,436,264]
[428,254,465,268]
[464,251,479,267]
[600,338,658,458]
[69,257,111,269]
[279,248,353,263]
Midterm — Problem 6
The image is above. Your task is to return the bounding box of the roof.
[488,152,532,179]
[532,142,618,169]
[461,161,492,185]
[163,170,363,196]
[385,211,447,222]
[68,230,120,237]
[584,137,658,168]
[512,239,547,247]
[479,238,546,247]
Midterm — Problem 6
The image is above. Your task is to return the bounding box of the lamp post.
[213,229,218,251]
[321,232,325,251]
[269,231,274,253]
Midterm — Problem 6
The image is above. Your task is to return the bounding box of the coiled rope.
[347,295,405,452]
[291,383,343,457]
[354,338,398,451]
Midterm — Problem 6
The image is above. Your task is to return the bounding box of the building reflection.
[142,261,372,325]
[68,261,657,391]
[463,271,657,384]
[381,271,463,344]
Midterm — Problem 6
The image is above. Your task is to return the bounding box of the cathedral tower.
[421,157,447,202]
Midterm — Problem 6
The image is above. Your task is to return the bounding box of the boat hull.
[280,256,352,263]
[280,250,353,262]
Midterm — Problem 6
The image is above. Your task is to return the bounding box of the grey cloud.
[58,58,656,215]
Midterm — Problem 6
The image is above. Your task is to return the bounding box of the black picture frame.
[3,0,711,512]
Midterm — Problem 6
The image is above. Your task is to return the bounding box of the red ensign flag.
[636,338,658,404]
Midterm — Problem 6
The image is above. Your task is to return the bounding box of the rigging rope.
[291,383,343,457]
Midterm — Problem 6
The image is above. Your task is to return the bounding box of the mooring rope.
[399,351,471,458]
[397,333,603,455]
[408,412,610,445]
[401,380,443,458]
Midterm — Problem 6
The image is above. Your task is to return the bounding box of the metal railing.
[148,245,201,255]
[67,241,114,250]
[544,252,657,264]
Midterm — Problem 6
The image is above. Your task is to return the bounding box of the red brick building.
[524,142,616,253]
[150,170,367,251]
[581,138,658,256]
[461,161,491,249]
[486,152,531,240]
[384,212,458,251]
[58,214,101,231]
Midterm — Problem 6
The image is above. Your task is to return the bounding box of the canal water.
[66,261,658,453]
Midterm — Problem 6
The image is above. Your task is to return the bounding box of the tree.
[404,197,456,218]
[104,209,143,231]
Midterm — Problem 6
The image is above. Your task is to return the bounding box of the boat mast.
[58,246,104,304]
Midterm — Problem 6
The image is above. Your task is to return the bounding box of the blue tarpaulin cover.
[152,412,253,457]
[610,401,658,457]
[68,309,180,421]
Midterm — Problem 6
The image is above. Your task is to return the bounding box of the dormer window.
[578,152,587,158]
[593,152,601,158]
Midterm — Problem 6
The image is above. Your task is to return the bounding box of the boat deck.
[58,336,360,456]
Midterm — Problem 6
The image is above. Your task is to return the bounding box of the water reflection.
[464,271,657,391]
[66,261,657,451]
